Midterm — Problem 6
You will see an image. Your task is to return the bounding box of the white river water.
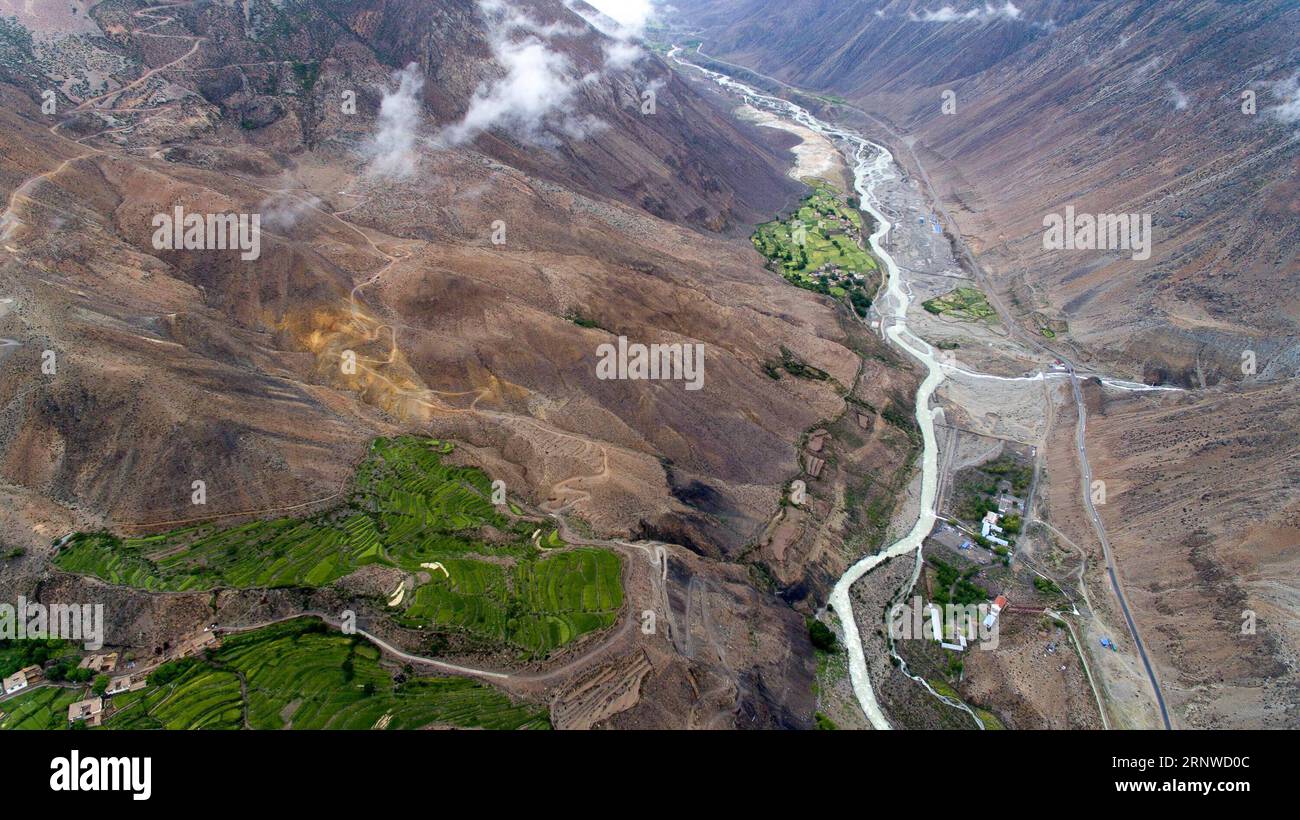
[670,49,1179,728]
[669,53,952,728]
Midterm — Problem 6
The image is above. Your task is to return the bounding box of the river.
[668,51,956,729]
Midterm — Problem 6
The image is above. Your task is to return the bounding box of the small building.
[67,697,104,727]
[806,430,828,453]
[106,673,147,696]
[980,512,1009,546]
[983,595,1008,630]
[997,493,1024,515]
[77,652,119,674]
[941,636,968,651]
[167,630,219,661]
[19,665,42,684]
[3,670,29,695]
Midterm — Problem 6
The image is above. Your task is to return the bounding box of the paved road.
[1070,371,1172,729]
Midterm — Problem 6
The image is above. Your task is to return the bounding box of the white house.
[983,595,1008,630]
[981,511,1009,546]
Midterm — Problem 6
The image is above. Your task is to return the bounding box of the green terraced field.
[55,436,623,657]
[921,287,997,323]
[1,620,550,730]
[0,686,83,729]
[753,179,877,315]
[109,664,244,730]
[399,549,622,655]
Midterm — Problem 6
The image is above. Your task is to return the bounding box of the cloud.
[438,1,614,147]
[910,2,1022,23]
[604,39,643,70]
[563,0,651,70]
[1266,73,1300,125]
[438,25,578,145]
[258,192,323,231]
[1130,56,1162,83]
[1165,82,1189,111]
[366,63,425,178]
[581,0,656,35]
[0,212,19,243]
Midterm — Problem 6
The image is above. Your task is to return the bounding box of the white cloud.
[563,0,651,70]
[366,63,425,178]
[604,39,643,70]
[437,1,591,147]
[910,2,1021,23]
[258,192,323,230]
[582,0,656,35]
[1165,82,1189,111]
[1267,73,1300,125]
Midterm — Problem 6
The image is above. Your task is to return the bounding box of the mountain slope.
[0,0,918,727]
[675,0,1300,384]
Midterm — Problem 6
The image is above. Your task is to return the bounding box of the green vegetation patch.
[921,287,997,323]
[808,618,837,652]
[927,556,989,607]
[399,548,622,656]
[0,686,83,730]
[974,707,1006,730]
[0,639,75,679]
[752,180,877,316]
[764,345,831,382]
[292,61,320,92]
[953,453,1033,526]
[1033,576,1062,596]
[4,620,549,730]
[55,436,622,658]
[928,678,961,699]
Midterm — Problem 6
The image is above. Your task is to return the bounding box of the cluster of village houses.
[926,595,1008,652]
[810,218,867,283]
[0,629,219,727]
[980,490,1024,547]
[928,487,1028,652]
[809,262,867,284]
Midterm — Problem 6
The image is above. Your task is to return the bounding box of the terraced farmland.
[921,287,998,323]
[752,178,878,314]
[400,548,622,656]
[54,436,623,657]
[1,620,550,730]
[220,621,548,729]
[0,686,83,729]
